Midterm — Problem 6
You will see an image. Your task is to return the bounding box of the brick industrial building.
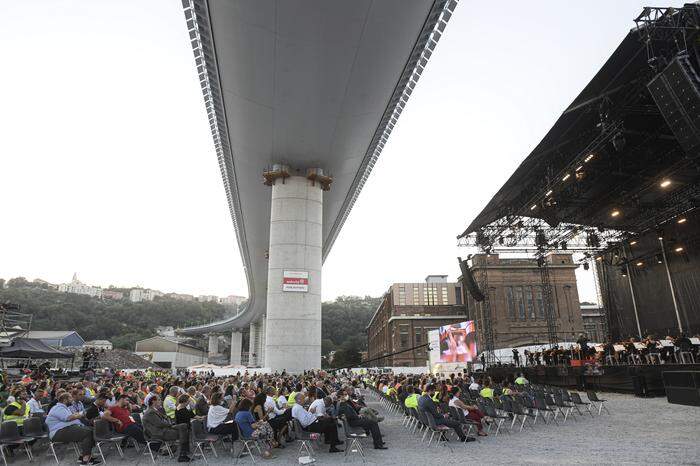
[366,275,467,367]
[462,253,585,349]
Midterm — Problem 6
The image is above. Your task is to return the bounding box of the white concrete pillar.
[248,321,258,367]
[208,334,219,358]
[259,316,266,367]
[229,330,243,366]
[265,175,322,373]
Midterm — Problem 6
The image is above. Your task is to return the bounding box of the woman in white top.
[448,387,487,436]
[207,392,238,439]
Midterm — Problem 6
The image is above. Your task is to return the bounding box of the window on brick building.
[536,286,544,319]
[526,286,535,319]
[399,324,409,348]
[413,286,420,304]
[398,285,406,305]
[506,287,515,319]
[455,286,462,305]
[516,287,526,320]
[441,286,448,304]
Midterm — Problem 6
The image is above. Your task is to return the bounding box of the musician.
[576,334,590,359]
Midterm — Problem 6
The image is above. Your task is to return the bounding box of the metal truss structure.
[459,216,628,346]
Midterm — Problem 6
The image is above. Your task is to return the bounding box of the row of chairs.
[371,384,611,446]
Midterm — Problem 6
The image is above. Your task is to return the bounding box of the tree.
[332,338,363,368]
[7,277,30,288]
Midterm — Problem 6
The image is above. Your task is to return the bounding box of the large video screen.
[438,321,477,363]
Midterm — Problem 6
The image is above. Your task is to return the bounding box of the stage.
[485,363,700,397]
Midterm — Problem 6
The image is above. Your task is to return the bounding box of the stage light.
[630,240,638,246]
[655,254,663,264]
[611,209,621,217]
[530,204,537,211]
[596,256,603,261]
[677,217,687,224]
[545,190,553,197]
[660,179,671,188]
[562,173,571,181]
[584,153,595,163]
[575,166,583,172]
[620,267,627,277]
[636,261,644,267]
[675,246,684,253]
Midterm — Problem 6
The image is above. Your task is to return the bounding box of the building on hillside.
[129,288,163,303]
[25,330,85,348]
[460,253,584,349]
[197,295,219,303]
[155,326,176,338]
[134,336,207,369]
[58,273,102,298]
[366,275,467,367]
[218,295,246,306]
[580,303,607,343]
[164,293,195,302]
[101,290,124,301]
[83,340,113,350]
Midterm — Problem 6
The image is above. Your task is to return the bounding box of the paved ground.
[19,390,700,465]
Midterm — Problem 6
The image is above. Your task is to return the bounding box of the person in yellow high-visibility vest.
[404,387,419,409]
[163,387,179,420]
[514,373,529,386]
[479,380,494,399]
[3,396,30,426]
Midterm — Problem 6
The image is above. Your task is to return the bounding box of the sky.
[1,0,687,302]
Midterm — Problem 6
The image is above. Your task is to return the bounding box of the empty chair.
[553,394,576,422]
[0,421,33,464]
[93,418,128,464]
[586,392,611,415]
[510,401,536,432]
[569,392,594,417]
[533,396,558,425]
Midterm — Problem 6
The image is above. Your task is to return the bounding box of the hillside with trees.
[0,279,229,350]
[1,279,381,362]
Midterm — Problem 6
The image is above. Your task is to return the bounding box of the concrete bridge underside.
[178,0,458,372]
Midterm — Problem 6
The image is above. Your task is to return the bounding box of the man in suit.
[418,384,474,443]
[141,395,191,463]
[337,391,386,449]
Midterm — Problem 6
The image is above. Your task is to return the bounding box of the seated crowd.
[0,369,388,464]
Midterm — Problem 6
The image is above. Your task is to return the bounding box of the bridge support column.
[208,334,219,359]
[229,330,242,366]
[248,321,257,366]
[265,174,323,373]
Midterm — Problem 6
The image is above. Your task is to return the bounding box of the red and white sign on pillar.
[282,270,309,292]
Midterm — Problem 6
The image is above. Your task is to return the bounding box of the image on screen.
[438,321,477,363]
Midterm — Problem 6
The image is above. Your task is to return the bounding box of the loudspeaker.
[647,55,700,157]
[663,370,700,406]
[458,258,485,302]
